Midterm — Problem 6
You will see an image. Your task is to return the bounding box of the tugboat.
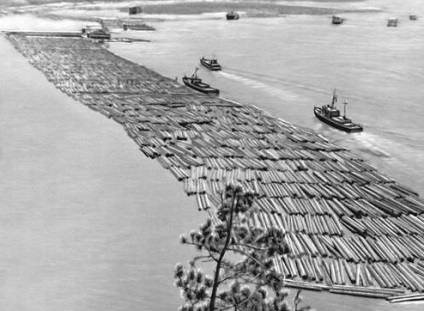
[332,16,344,25]
[182,68,219,95]
[200,57,222,71]
[314,90,363,133]
[226,11,240,20]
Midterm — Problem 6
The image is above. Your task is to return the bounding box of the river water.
[0,0,423,310]
[111,0,424,198]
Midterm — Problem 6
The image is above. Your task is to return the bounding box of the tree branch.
[209,194,238,311]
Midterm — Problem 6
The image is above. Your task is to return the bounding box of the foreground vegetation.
[175,184,311,311]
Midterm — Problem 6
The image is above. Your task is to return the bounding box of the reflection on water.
[1,1,424,310]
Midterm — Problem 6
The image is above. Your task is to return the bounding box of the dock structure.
[5,31,83,38]
[118,18,155,31]
[5,33,424,301]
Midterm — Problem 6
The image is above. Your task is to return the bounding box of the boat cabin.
[332,116,352,123]
[322,105,340,117]
[200,57,222,71]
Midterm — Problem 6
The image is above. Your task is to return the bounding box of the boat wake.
[221,67,337,98]
[218,70,300,100]
[352,132,393,159]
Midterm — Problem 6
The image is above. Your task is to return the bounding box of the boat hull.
[314,107,363,133]
[182,77,219,95]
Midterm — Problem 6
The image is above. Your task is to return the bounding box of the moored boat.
[332,16,344,25]
[314,90,363,133]
[226,11,240,20]
[200,57,222,71]
[182,68,219,95]
[83,25,111,40]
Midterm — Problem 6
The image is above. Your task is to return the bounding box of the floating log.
[388,293,424,303]
[284,279,325,291]
[329,288,394,299]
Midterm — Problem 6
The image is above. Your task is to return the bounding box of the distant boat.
[314,90,363,133]
[409,14,417,21]
[226,11,240,20]
[332,16,344,25]
[200,57,222,71]
[387,18,398,27]
[182,68,219,95]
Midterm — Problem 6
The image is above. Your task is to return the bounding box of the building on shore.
[129,6,142,15]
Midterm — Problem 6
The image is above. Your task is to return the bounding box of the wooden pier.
[5,33,424,302]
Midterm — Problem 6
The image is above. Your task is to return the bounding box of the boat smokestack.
[343,100,348,118]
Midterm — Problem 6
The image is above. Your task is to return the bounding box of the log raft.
[5,33,424,302]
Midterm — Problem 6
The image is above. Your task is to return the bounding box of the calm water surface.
[1,0,424,310]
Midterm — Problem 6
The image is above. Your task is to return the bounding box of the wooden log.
[374,263,395,288]
[392,264,418,292]
[284,280,325,291]
[310,234,328,257]
[296,257,309,280]
[346,237,365,263]
[340,259,354,284]
[290,233,306,256]
[298,233,318,256]
[312,257,324,282]
[285,256,298,278]
[329,288,392,299]
[277,258,291,277]
[388,293,424,303]
[333,237,354,260]
[329,260,338,284]
[369,263,389,288]
[321,260,333,286]
[399,263,424,292]
[337,259,346,285]
[363,264,375,287]
[303,256,317,281]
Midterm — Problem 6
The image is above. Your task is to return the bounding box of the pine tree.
[174,183,311,311]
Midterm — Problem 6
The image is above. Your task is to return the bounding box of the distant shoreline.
[2,0,379,19]
[113,1,374,18]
